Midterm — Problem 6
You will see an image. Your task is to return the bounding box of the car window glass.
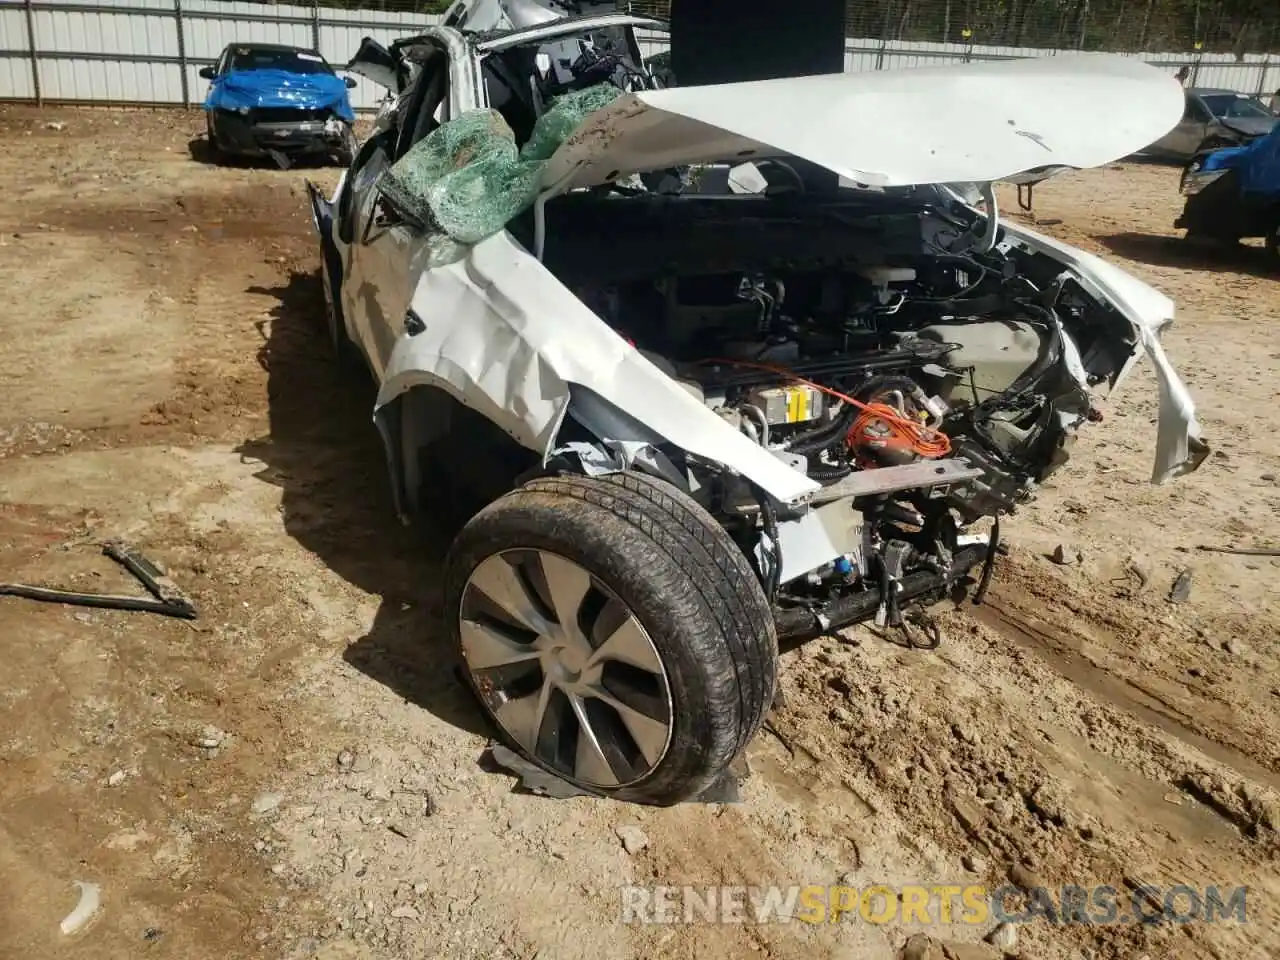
[1184,98,1210,122]
[230,48,334,76]
[443,1,467,26]
[394,48,450,160]
[338,135,390,244]
[1199,93,1270,120]
[482,50,540,143]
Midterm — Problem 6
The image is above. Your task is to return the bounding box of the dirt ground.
[0,104,1278,960]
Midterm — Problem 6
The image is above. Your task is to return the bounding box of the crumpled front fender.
[999,222,1209,484]
[375,231,821,506]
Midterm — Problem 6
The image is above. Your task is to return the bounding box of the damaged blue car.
[1177,124,1280,266]
[200,43,358,168]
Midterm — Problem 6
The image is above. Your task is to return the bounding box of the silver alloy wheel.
[459,549,674,789]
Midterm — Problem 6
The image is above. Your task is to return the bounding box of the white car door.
[341,32,478,380]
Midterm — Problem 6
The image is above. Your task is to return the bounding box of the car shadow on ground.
[1097,231,1278,279]
[236,269,494,740]
[187,136,341,172]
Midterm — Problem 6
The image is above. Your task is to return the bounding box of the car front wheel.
[444,471,777,806]
[205,113,221,159]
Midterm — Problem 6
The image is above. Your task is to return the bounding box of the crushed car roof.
[474,14,666,50]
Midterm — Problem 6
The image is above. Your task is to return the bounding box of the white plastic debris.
[59,881,101,935]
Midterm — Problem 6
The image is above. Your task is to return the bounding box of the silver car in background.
[1143,87,1278,161]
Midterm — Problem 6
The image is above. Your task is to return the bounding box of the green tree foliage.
[629,0,1278,54]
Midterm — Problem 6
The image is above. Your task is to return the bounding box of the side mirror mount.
[344,76,358,89]
[198,66,216,80]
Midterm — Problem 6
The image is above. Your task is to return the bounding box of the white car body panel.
[318,36,1204,519]
[998,222,1207,483]
[541,54,1186,191]
[441,0,628,34]
[379,230,823,505]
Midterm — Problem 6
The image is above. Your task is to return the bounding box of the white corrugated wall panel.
[320,24,367,64]
[0,5,30,44]
[56,0,172,9]
[0,4,33,99]
[632,29,667,60]
[37,57,182,101]
[34,9,178,57]
[317,14,438,111]
[182,16,312,60]
[316,8,428,29]
[0,58,37,100]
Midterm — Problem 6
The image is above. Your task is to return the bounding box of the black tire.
[444,470,777,806]
[317,239,360,370]
[205,113,222,160]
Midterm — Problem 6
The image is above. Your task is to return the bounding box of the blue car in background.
[1177,124,1280,266]
[200,43,358,168]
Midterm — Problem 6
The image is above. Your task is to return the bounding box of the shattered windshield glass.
[379,84,625,263]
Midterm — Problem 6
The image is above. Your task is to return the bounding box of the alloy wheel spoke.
[582,685,670,768]
[496,678,554,751]
[459,619,541,671]
[468,555,552,633]
[586,616,664,675]
[567,694,620,787]
[538,552,593,633]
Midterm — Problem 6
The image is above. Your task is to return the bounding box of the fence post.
[23,0,41,106]
[876,0,892,70]
[174,0,190,107]
[311,0,321,54]
[1258,55,1270,98]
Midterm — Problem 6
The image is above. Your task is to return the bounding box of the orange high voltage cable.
[698,358,952,459]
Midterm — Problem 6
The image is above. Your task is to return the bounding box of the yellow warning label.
[785,387,810,423]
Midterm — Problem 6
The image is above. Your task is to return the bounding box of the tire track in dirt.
[973,600,1280,795]
[765,551,1280,960]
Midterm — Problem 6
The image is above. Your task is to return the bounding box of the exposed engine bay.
[524,187,1139,635]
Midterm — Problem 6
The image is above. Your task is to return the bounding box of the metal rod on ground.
[174,0,189,108]
[23,0,40,106]
[1196,544,1280,557]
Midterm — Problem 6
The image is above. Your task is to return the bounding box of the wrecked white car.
[308,16,1207,805]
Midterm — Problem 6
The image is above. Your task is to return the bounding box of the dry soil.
[1,105,1278,960]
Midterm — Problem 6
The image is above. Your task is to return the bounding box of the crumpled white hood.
[545,53,1184,191]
